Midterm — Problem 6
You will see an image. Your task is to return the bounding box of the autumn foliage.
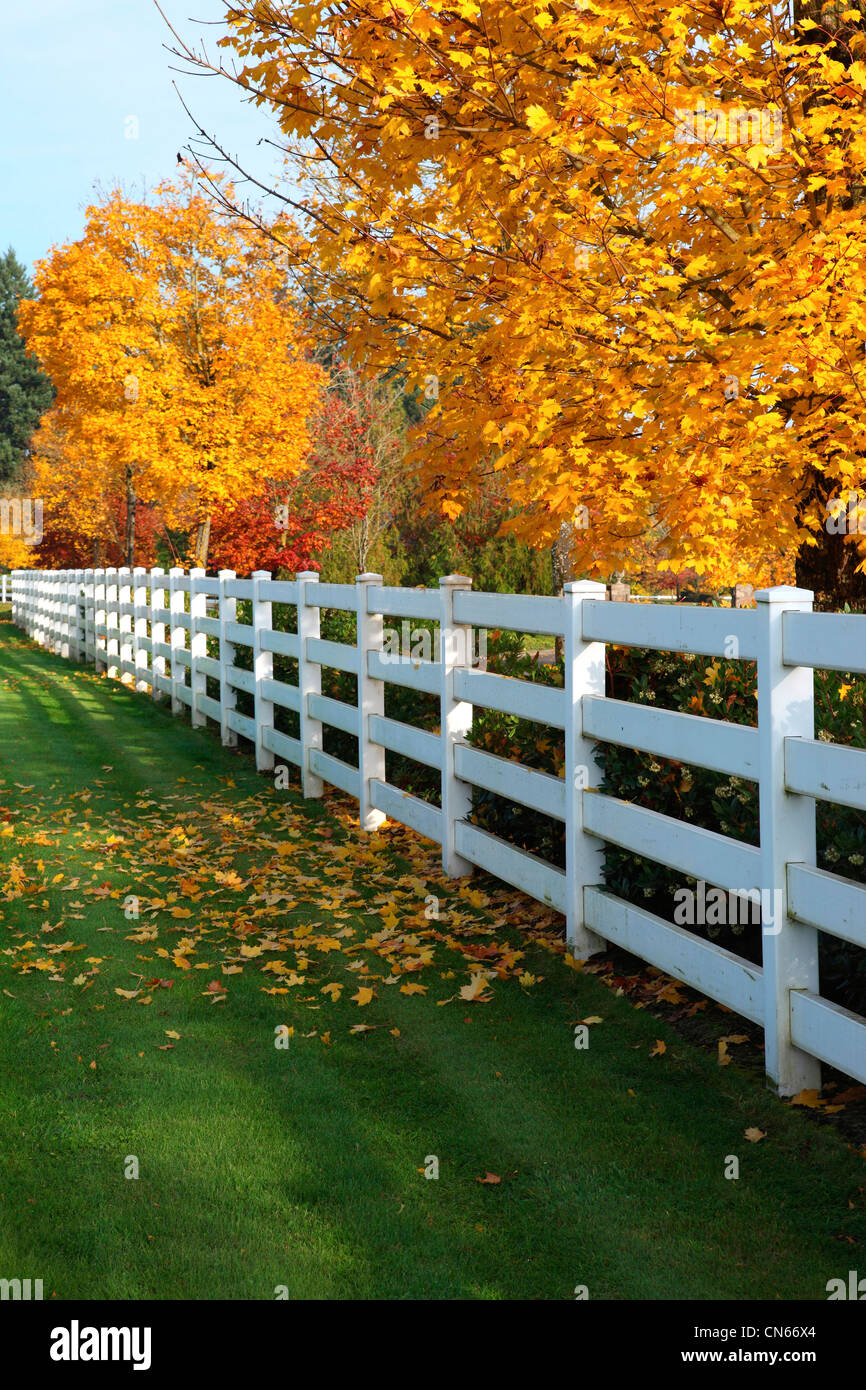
[18,174,323,568]
[180,1,866,601]
[208,374,379,573]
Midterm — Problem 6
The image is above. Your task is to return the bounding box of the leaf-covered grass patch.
[0,622,864,1300]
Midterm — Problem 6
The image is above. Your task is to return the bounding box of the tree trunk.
[551,527,570,662]
[193,515,211,569]
[125,475,136,570]
[794,464,866,609]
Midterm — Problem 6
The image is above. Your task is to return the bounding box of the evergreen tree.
[0,248,53,481]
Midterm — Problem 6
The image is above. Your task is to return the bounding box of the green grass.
[0,620,863,1300]
[521,633,557,655]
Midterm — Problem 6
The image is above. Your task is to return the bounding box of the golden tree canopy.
[19,173,323,558]
[197,0,866,588]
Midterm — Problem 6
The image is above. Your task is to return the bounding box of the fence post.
[218,569,237,746]
[45,571,53,649]
[58,571,67,652]
[252,570,274,772]
[105,566,119,678]
[168,567,185,715]
[118,567,132,682]
[94,568,107,671]
[43,571,51,648]
[132,567,148,690]
[296,570,323,798]
[53,571,61,650]
[58,571,67,653]
[439,574,474,876]
[355,573,386,831]
[70,569,83,661]
[83,569,93,662]
[150,568,166,701]
[189,567,207,728]
[756,584,821,1097]
[564,580,608,957]
[63,569,73,659]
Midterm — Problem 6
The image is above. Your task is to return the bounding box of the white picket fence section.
[10,566,866,1096]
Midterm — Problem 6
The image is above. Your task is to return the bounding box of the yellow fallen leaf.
[745,1127,766,1143]
[352,986,375,1006]
[650,1039,666,1057]
[459,972,492,1003]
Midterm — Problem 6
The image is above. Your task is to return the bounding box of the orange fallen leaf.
[475,1172,502,1185]
[650,1039,666,1057]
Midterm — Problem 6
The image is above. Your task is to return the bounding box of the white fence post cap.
[754,585,814,604]
[564,580,606,596]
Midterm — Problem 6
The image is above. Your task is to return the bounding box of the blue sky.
[1,0,284,275]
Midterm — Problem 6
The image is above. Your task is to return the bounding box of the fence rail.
[10,566,866,1095]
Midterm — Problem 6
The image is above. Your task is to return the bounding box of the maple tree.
[208,360,385,574]
[169,1,866,605]
[18,175,322,568]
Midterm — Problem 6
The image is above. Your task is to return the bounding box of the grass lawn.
[0,620,863,1300]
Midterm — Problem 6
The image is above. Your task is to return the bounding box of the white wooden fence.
[10,566,866,1096]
